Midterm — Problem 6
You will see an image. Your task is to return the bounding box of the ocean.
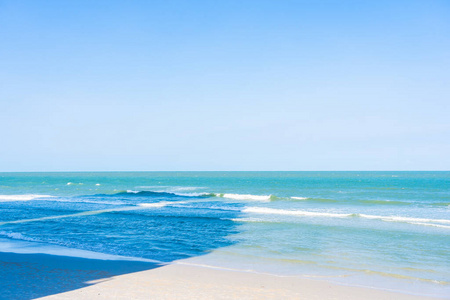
[0,172,449,297]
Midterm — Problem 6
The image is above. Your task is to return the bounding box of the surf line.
[0,201,183,226]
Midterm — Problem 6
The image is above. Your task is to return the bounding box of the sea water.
[0,172,449,297]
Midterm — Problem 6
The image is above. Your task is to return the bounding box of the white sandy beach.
[1,246,446,300]
[36,262,441,300]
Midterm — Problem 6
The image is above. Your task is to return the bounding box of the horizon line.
[1,170,449,173]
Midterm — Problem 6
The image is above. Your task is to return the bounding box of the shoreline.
[0,251,161,300]
[1,251,445,300]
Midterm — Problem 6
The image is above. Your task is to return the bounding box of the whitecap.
[291,197,309,200]
[171,192,212,197]
[0,231,38,242]
[357,214,450,225]
[243,207,450,229]
[0,201,174,226]
[138,201,172,208]
[0,194,55,202]
[244,207,349,218]
[126,190,140,194]
[216,193,272,201]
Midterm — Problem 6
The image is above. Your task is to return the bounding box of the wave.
[0,231,39,242]
[93,190,426,208]
[289,197,411,205]
[138,201,186,208]
[243,207,450,228]
[171,192,214,197]
[0,234,163,263]
[0,194,55,202]
[292,197,339,203]
[117,190,212,198]
[359,199,411,205]
[0,194,128,206]
[287,197,420,206]
[128,186,210,197]
[55,198,126,206]
[358,214,450,225]
[0,201,173,226]
[244,207,349,218]
[406,222,450,229]
[431,202,450,207]
[136,186,206,192]
[0,191,213,205]
[214,193,274,201]
[126,190,140,194]
[231,217,283,224]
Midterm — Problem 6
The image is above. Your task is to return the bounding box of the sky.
[0,0,449,171]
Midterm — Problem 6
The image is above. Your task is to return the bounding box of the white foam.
[172,192,212,197]
[166,186,205,192]
[0,194,55,202]
[358,214,450,225]
[0,201,172,226]
[1,195,125,206]
[0,236,162,263]
[0,231,38,242]
[125,189,209,198]
[407,222,450,229]
[131,186,209,197]
[138,201,175,208]
[51,198,126,206]
[136,186,205,192]
[231,217,279,223]
[244,207,349,218]
[217,193,272,201]
[243,207,450,229]
[291,197,309,200]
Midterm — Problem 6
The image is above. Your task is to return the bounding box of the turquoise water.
[0,172,449,297]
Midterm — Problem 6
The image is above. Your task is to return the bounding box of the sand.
[0,251,443,300]
[40,264,446,300]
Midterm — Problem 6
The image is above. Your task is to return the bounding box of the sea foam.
[0,201,173,226]
[244,207,349,218]
[291,197,309,200]
[216,193,273,201]
[0,194,55,202]
[138,201,182,208]
[0,236,162,263]
[243,207,450,228]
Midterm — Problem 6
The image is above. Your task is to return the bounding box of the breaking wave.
[213,193,275,201]
[0,194,55,202]
[243,207,450,229]
[0,231,39,242]
[118,190,212,198]
[0,201,173,226]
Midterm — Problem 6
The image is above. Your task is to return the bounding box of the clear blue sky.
[0,0,449,171]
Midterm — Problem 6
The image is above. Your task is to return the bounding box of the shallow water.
[0,172,449,297]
